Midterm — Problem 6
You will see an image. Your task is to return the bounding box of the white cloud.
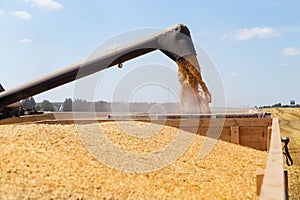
[281,47,300,56]
[228,72,238,77]
[0,10,5,16]
[222,27,280,40]
[10,11,31,20]
[24,0,63,10]
[19,38,32,44]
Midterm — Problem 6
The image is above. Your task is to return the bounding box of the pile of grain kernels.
[0,122,268,199]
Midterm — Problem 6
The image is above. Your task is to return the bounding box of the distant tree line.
[259,102,300,109]
[35,98,180,113]
[22,98,56,112]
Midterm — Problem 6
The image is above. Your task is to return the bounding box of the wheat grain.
[0,122,267,199]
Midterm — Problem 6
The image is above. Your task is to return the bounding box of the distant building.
[290,100,296,107]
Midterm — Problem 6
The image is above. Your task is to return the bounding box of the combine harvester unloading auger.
[0,23,211,119]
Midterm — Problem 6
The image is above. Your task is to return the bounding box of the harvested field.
[0,121,268,199]
[261,108,300,199]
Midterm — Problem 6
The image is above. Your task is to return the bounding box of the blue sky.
[1,0,300,107]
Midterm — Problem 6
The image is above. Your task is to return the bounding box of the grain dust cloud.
[176,55,211,113]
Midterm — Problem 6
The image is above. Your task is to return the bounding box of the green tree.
[63,98,73,111]
[41,100,55,111]
[73,99,90,111]
[272,102,282,108]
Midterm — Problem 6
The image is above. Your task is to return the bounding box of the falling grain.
[176,55,211,114]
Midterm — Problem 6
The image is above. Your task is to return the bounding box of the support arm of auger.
[0,23,199,117]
